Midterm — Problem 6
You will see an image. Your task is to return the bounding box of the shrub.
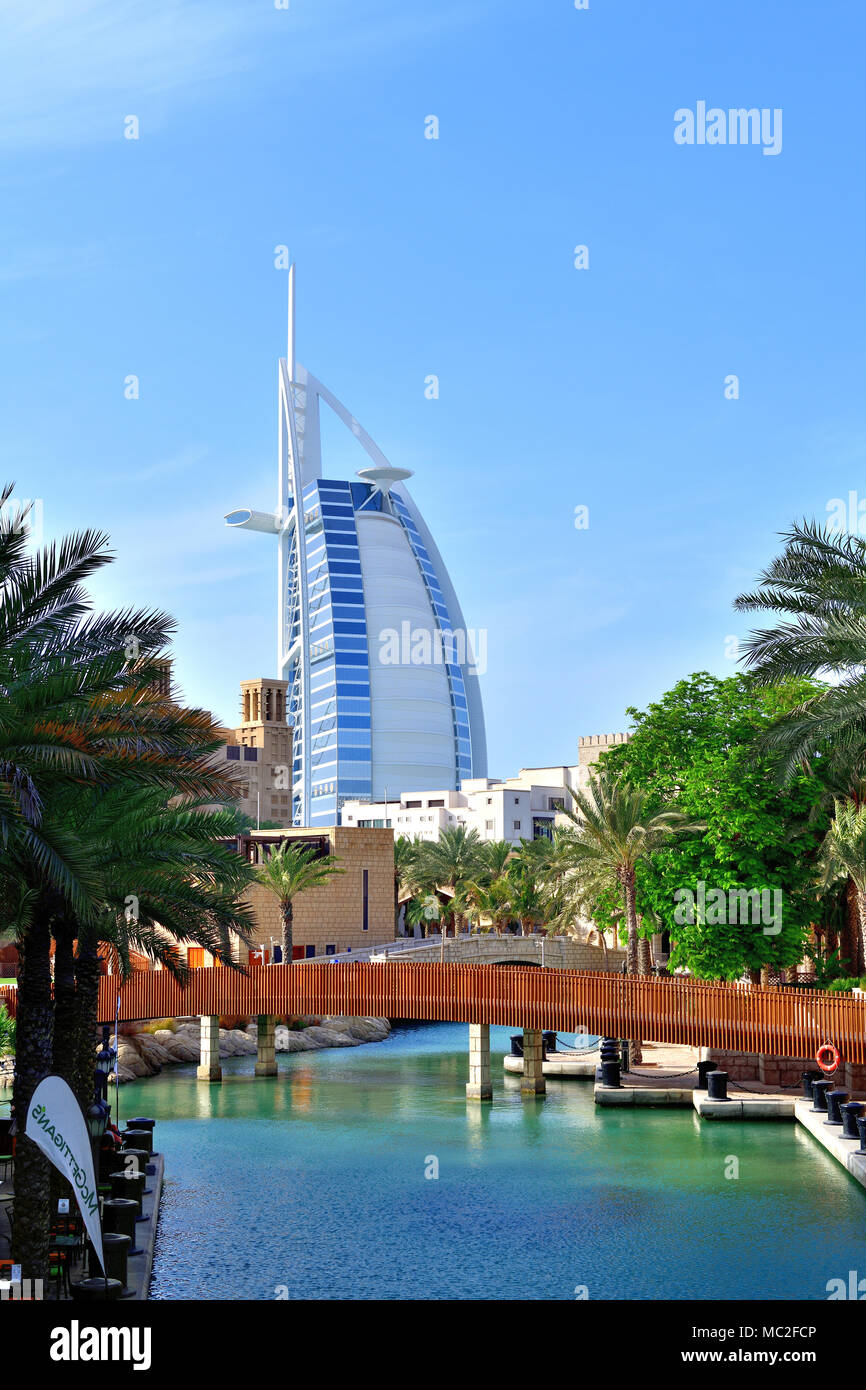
[827,977,860,993]
[137,1018,178,1034]
[0,1003,16,1056]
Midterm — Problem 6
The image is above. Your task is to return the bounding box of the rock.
[324,1016,391,1042]
[302,1026,359,1048]
[218,1028,257,1058]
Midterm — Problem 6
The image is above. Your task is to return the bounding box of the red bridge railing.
[3,964,864,1061]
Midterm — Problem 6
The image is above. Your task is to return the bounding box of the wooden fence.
[2,964,864,1061]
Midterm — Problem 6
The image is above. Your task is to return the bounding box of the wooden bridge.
[3,961,861,1062]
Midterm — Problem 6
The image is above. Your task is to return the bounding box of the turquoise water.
[121,1023,866,1301]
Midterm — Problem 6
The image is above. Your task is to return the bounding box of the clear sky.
[2,0,864,776]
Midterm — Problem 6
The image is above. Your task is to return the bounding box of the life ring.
[816,1043,841,1074]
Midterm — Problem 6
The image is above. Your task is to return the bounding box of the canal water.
[121,1022,866,1301]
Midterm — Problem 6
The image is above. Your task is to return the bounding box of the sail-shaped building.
[226,266,487,827]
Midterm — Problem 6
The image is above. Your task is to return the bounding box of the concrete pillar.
[255,1014,278,1077]
[521,1028,546,1095]
[196,1014,222,1082]
[466,1022,492,1101]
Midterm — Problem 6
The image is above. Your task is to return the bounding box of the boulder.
[302,1026,359,1048]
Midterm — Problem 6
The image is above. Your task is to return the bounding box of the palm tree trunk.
[637,934,652,975]
[11,915,54,1281]
[855,885,866,979]
[281,901,293,963]
[73,937,102,1114]
[850,878,865,976]
[51,918,77,1087]
[620,867,642,1065]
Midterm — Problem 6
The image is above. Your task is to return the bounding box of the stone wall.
[707,1048,866,1095]
[245,826,395,959]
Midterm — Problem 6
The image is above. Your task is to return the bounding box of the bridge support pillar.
[196,1014,222,1082]
[255,1014,278,1077]
[521,1028,546,1095]
[466,1022,492,1101]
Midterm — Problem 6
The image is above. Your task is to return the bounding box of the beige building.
[341,734,630,844]
[176,826,396,968]
[217,677,293,825]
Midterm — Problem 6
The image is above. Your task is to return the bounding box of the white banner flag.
[25,1075,105,1274]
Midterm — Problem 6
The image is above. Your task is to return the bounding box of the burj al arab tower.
[226,266,487,827]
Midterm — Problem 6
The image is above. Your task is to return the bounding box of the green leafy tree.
[597,672,829,981]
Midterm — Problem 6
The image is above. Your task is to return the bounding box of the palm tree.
[254,842,344,961]
[480,839,513,880]
[817,799,866,975]
[49,779,257,1109]
[0,494,191,1279]
[394,835,419,934]
[413,826,485,935]
[734,521,866,777]
[557,769,702,1062]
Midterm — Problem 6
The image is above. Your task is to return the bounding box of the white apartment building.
[341,735,629,844]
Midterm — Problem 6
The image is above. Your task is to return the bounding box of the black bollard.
[801,1070,822,1099]
[857,1116,866,1154]
[510,1035,524,1057]
[542,1031,556,1058]
[811,1079,833,1113]
[841,1102,865,1140]
[88,1232,132,1295]
[697,1060,718,1090]
[109,1170,146,1216]
[118,1148,152,1189]
[601,1059,621,1088]
[127,1117,155,1133]
[102,1198,142,1255]
[70,1277,123,1301]
[122,1128,152,1156]
[126,1117,157,1155]
[825,1089,849,1126]
[707,1070,729,1101]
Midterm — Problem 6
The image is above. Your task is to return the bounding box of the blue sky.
[2,0,864,775]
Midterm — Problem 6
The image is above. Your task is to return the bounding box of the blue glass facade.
[289,478,473,826]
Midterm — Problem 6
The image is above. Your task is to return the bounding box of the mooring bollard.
[109,1170,146,1216]
[118,1148,152,1189]
[88,1232,132,1294]
[801,1070,822,1099]
[102,1197,142,1255]
[70,1277,124,1302]
[841,1101,865,1140]
[811,1079,833,1112]
[857,1116,866,1154]
[825,1089,849,1126]
[121,1127,152,1156]
[697,1060,718,1091]
[601,1059,621,1088]
[707,1070,729,1101]
[510,1035,524,1057]
[126,1117,157,1155]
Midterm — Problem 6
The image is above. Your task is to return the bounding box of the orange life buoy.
[816,1043,841,1074]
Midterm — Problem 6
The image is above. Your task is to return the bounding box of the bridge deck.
[4,963,862,1062]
